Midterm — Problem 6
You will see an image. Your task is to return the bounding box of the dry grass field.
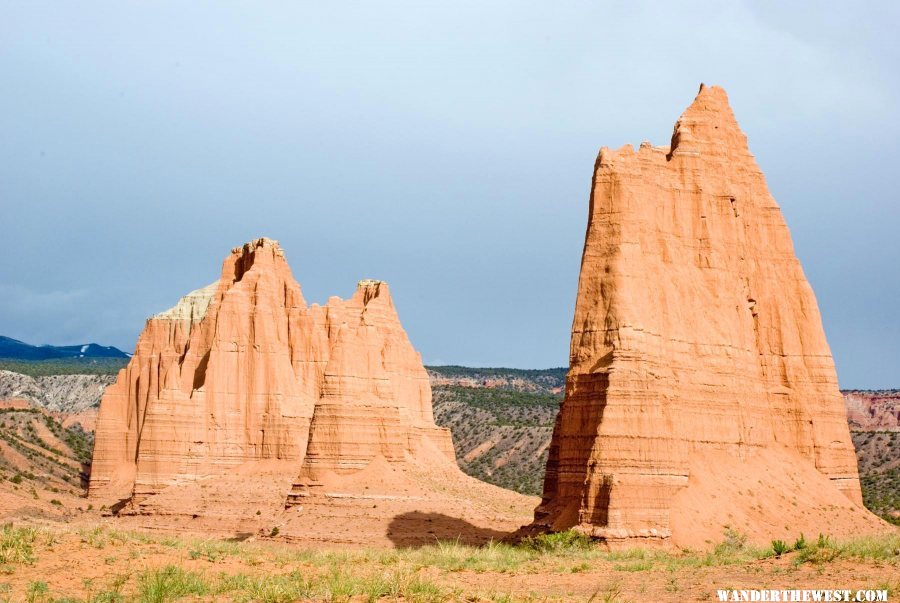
[0,524,897,602]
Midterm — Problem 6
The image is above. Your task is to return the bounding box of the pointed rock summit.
[90,238,318,502]
[534,85,887,547]
[89,238,532,544]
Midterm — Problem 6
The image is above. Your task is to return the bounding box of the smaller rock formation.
[89,238,535,544]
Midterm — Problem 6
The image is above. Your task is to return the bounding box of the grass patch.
[133,565,449,603]
[795,532,900,565]
[613,559,654,572]
[520,530,593,553]
[2,526,897,600]
[410,539,533,573]
[0,524,37,566]
[137,566,207,603]
[187,539,246,562]
[25,580,49,603]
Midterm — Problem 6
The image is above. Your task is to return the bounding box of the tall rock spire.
[534,85,885,548]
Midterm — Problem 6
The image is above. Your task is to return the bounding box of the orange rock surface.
[89,238,534,541]
[535,85,887,547]
[89,239,315,503]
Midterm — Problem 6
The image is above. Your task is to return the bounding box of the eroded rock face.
[535,85,884,547]
[88,238,452,507]
[296,279,454,476]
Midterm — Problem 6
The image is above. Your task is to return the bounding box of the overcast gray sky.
[1,1,898,388]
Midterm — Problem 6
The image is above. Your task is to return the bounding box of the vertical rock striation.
[295,279,454,480]
[535,85,885,547]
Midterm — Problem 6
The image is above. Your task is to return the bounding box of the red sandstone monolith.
[534,85,887,548]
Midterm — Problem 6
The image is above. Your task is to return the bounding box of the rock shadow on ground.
[386,511,513,547]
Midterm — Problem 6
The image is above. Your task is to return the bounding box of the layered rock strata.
[534,85,886,547]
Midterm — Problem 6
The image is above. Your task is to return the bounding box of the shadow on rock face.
[386,511,514,548]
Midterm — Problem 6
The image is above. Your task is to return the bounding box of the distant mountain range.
[0,335,129,361]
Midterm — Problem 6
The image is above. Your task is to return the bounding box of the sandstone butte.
[89,238,534,546]
[533,85,891,549]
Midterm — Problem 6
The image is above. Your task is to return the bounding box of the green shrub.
[797,544,838,564]
[713,528,747,556]
[771,539,789,557]
[25,580,49,603]
[520,530,593,553]
[796,533,838,564]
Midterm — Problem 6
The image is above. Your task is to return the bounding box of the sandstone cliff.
[534,85,888,547]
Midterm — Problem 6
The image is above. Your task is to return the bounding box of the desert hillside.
[427,367,562,496]
[846,392,900,524]
[0,401,93,518]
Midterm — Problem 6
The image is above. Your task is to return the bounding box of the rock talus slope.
[89,238,533,542]
[535,85,887,547]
